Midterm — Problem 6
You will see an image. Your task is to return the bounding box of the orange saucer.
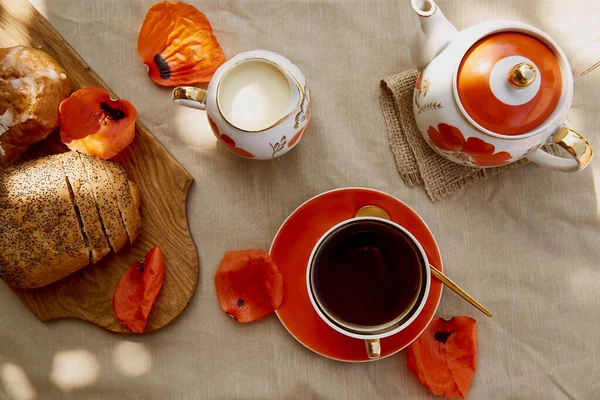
[270,188,443,362]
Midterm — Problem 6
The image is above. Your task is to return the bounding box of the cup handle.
[172,86,207,110]
[526,126,594,173]
[365,339,381,359]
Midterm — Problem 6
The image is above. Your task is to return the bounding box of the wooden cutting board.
[0,0,200,333]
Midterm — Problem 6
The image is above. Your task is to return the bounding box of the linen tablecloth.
[1,0,599,398]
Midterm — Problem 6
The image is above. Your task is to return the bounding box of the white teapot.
[410,0,593,172]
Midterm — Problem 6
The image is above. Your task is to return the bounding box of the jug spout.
[410,0,458,71]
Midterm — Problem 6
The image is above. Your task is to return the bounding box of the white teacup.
[306,217,431,359]
[173,50,311,160]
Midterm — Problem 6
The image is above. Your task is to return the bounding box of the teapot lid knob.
[508,62,537,88]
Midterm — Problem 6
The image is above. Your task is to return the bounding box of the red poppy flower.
[215,250,284,323]
[406,316,477,399]
[427,123,511,167]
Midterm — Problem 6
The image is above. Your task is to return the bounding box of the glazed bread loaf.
[0,152,142,288]
[0,46,71,166]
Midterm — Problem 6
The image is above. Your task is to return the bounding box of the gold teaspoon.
[355,205,492,318]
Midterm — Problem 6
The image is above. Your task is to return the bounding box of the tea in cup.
[173,50,311,160]
[306,217,431,359]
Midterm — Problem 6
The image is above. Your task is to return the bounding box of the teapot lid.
[456,32,562,136]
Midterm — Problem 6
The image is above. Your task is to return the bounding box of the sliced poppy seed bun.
[129,178,141,211]
[78,153,128,253]
[0,155,89,288]
[61,152,111,263]
[102,161,141,244]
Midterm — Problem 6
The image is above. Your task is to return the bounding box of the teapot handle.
[526,126,593,173]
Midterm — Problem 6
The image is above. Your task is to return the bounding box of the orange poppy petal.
[406,316,477,399]
[219,134,255,158]
[138,1,225,87]
[231,147,255,158]
[113,245,165,333]
[438,123,466,150]
[471,151,512,167]
[59,88,137,159]
[288,126,307,147]
[207,115,220,138]
[462,137,512,166]
[221,134,235,147]
[215,250,283,323]
[427,124,464,152]
[59,88,108,139]
[462,136,495,156]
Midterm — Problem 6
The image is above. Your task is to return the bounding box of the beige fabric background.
[1,0,600,398]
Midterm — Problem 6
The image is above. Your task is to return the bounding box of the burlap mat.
[380,70,561,201]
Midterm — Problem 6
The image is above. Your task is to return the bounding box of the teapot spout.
[410,0,458,71]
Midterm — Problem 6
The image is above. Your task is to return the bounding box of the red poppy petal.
[207,115,220,137]
[288,126,306,147]
[220,134,235,147]
[427,126,452,151]
[138,1,225,87]
[427,125,465,152]
[231,147,255,158]
[471,151,512,167]
[215,250,283,323]
[113,245,165,333]
[406,316,477,399]
[462,136,495,156]
[437,123,466,150]
[139,246,165,320]
[113,265,147,332]
[59,88,108,139]
[59,88,137,159]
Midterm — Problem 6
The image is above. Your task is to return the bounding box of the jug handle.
[172,86,206,110]
[526,126,593,173]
